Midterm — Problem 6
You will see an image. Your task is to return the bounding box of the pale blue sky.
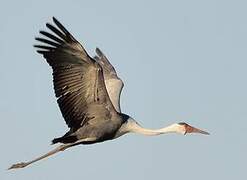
[1,0,246,179]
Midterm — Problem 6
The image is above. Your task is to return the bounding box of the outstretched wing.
[94,48,124,112]
[34,17,117,131]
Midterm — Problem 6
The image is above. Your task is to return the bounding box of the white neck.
[114,119,185,139]
[130,123,183,136]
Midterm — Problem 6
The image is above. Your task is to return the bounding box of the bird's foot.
[8,162,27,170]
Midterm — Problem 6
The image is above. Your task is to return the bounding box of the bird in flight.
[8,17,209,170]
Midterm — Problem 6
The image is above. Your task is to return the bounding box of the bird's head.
[176,122,210,135]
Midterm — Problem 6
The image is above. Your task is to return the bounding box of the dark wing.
[34,17,117,131]
[94,48,124,112]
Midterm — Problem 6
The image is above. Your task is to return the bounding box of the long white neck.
[114,118,185,139]
[129,123,183,136]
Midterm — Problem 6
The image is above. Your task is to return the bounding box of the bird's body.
[9,17,209,170]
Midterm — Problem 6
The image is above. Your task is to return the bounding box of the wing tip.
[52,16,57,22]
[52,16,61,27]
[95,47,103,57]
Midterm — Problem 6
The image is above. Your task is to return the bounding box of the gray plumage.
[94,47,124,112]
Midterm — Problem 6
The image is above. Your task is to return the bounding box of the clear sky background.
[1,0,246,179]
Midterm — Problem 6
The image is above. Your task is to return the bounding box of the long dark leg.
[8,137,97,170]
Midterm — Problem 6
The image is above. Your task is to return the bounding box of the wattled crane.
[9,17,209,170]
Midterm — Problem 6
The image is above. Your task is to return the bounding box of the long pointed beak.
[185,124,210,135]
[191,126,210,135]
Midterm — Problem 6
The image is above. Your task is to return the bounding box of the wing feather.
[35,17,117,130]
[94,48,124,112]
[39,30,64,44]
